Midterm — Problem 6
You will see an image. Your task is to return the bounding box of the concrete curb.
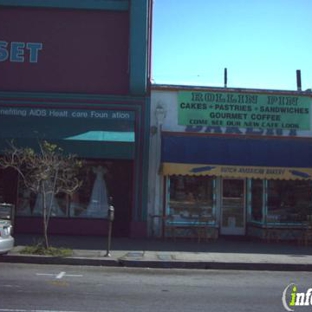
[0,254,119,267]
[2,253,312,271]
[118,259,312,271]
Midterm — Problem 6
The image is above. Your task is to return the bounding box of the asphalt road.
[1,263,312,312]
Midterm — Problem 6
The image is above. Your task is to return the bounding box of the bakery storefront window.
[168,176,215,223]
[267,180,312,223]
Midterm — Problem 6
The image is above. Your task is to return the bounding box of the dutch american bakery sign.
[178,91,311,130]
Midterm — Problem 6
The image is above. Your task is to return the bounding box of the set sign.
[0,41,43,63]
[178,91,311,130]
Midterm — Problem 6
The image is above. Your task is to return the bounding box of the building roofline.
[151,83,312,97]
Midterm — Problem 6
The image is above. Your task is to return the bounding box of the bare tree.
[0,141,82,248]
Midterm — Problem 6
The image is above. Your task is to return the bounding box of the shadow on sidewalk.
[13,233,312,256]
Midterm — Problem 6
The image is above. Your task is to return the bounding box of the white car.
[0,220,14,254]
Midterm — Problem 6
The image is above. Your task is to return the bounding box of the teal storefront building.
[0,0,152,237]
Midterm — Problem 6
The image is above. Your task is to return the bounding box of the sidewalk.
[1,234,312,271]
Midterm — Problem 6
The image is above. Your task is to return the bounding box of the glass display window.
[267,180,312,223]
[16,160,114,219]
[168,175,215,224]
[0,168,17,204]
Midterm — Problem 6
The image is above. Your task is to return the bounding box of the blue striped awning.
[161,134,312,179]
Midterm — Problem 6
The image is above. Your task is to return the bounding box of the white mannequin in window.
[33,180,64,217]
[81,165,109,218]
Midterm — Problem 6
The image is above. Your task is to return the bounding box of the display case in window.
[168,176,215,224]
[267,180,312,224]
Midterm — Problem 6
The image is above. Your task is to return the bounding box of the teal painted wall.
[129,0,150,95]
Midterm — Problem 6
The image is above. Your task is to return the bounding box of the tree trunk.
[42,186,49,249]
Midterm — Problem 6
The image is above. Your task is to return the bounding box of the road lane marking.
[0,285,21,288]
[56,272,65,279]
[36,272,83,280]
[36,273,54,277]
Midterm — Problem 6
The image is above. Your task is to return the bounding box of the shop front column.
[153,103,166,237]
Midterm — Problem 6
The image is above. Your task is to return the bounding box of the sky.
[151,0,312,91]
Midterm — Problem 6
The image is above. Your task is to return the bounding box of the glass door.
[221,179,246,235]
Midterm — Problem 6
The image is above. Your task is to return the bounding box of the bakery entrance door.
[220,179,246,235]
